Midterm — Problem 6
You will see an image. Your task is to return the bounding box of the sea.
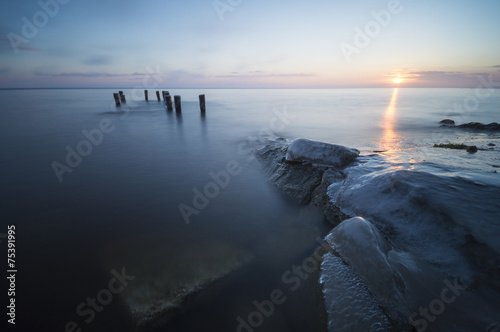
[1,88,499,332]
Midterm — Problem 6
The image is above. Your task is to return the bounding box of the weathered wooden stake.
[113,93,121,106]
[199,94,206,112]
[156,91,160,101]
[144,90,148,101]
[119,91,126,103]
[166,95,173,111]
[174,95,182,112]
[162,91,169,102]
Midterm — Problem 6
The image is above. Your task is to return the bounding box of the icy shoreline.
[256,137,500,332]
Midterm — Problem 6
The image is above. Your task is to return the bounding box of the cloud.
[491,65,500,68]
[411,70,465,76]
[216,71,316,79]
[0,35,42,53]
[17,45,42,52]
[82,55,112,66]
[34,71,146,78]
[386,69,499,88]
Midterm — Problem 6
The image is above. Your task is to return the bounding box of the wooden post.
[156,91,160,101]
[166,95,173,111]
[113,93,121,106]
[199,94,206,112]
[174,95,182,112]
[119,91,126,103]
[144,90,148,101]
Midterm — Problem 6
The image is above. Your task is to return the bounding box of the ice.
[320,253,391,332]
[325,217,410,317]
[327,155,500,281]
[285,138,359,167]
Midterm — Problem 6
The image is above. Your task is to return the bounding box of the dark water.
[0,88,499,331]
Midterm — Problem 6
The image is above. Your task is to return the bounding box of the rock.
[489,143,496,147]
[466,145,478,153]
[285,138,359,168]
[457,122,500,131]
[256,141,326,204]
[99,236,252,331]
[321,217,415,331]
[439,119,455,125]
[256,139,351,223]
[326,217,411,316]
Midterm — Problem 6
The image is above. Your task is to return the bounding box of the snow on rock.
[285,138,359,167]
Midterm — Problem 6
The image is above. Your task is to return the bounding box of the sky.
[0,0,499,88]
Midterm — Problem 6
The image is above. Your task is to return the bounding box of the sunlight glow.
[379,88,400,151]
[392,78,404,84]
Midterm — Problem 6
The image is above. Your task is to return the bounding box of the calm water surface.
[0,88,499,331]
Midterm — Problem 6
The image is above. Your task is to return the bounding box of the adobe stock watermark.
[444,74,498,123]
[429,73,499,145]
[122,65,165,109]
[236,237,333,332]
[51,119,116,183]
[52,64,165,183]
[237,106,296,163]
[409,278,467,332]
[7,0,72,54]
[213,0,244,21]
[340,0,404,64]
[178,106,295,225]
[65,267,135,332]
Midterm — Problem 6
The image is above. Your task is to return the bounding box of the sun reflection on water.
[377,88,416,168]
[380,88,400,151]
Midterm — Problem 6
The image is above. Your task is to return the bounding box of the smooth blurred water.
[0,88,499,331]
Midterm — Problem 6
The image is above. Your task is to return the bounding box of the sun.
[392,78,404,84]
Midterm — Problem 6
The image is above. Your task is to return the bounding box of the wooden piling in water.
[174,95,182,112]
[144,90,148,101]
[119,91,126,103]
[166,95,173,111]
[199,94,206,112]
[113,93,121,106]
[156,91,160,101]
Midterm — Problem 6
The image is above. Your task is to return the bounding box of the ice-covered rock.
[320,253,392,332]
[256,138,348,223]
[285,138,359,167]
[325,217,411,319]
[320,217,414,331]
[328,166,500,280]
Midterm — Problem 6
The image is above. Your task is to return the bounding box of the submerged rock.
[285,138,360,167]
[100,236,252,331]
